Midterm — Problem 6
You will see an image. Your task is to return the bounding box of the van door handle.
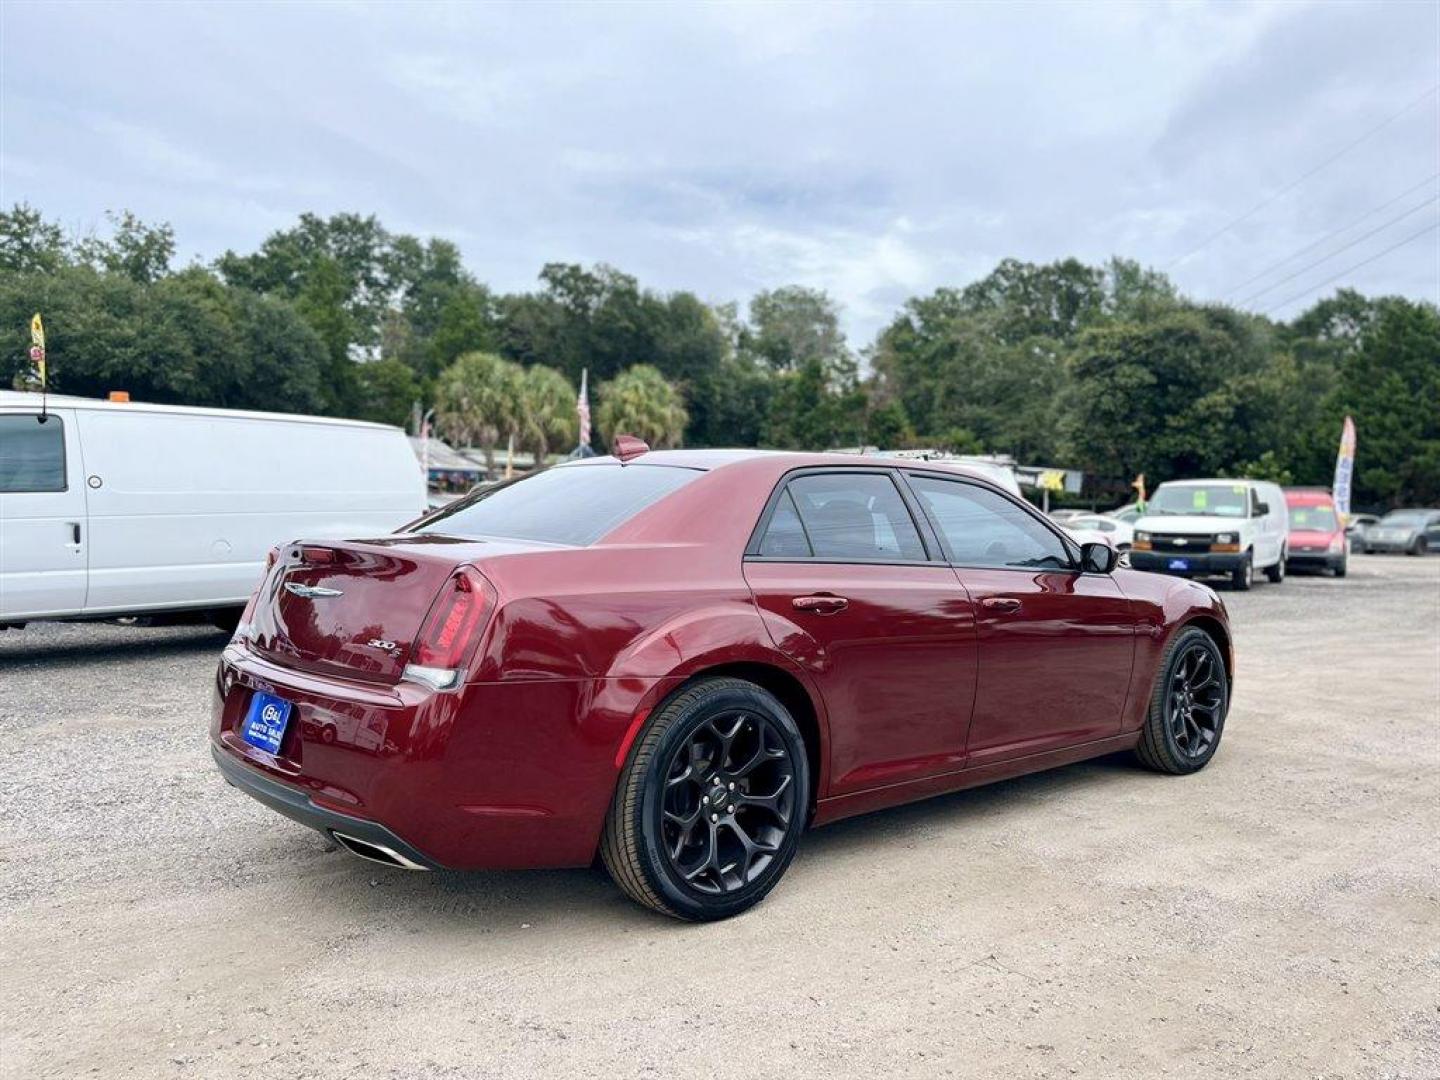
[792,594,849,614]
[68,522,82,546]
[981,596,1022,613]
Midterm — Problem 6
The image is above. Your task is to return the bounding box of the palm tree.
[597,364,688,449]
[518,364,577,464]
[433,351,524,476]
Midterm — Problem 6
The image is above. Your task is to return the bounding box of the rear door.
[743,468,978,796]
[902,472,1136,764]
[0,410,88,618]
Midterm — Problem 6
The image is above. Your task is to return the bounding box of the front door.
[0,410,88,619]
[743,469,978,796]
[903,473,1137,764]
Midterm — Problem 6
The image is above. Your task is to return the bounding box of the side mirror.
[1256,501,1270,516]
[1080,540,1118,574]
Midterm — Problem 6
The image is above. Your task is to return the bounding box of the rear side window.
[0,415,65,493]
[767,472,926,561]
[413,463,698,546]
[909,475,1071,570]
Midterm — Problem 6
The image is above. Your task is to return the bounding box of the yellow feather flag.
[29,312,46,387]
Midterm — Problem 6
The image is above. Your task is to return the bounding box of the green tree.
[433,351,524,474]
[1325,297,1440,506]
[75,210,175,284]
[743,286,848,373]
[518,364,577,462]
[597,364,688,448]
[354,357,419,427]
[0,203,68,274]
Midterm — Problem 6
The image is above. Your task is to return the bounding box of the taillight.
[234,545,283,643]
[405,567,492,690]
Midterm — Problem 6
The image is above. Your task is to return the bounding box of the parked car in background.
[0,392,425,629]
[1346,513,1381,553]
[1283,488,1348,576]
[1365,509,1440,555]
[1108,503,1143,524]
[1048,508,1088,524]
[1130,479,1289,590]
[212,444,1233,921]
[1061,513,1134,551]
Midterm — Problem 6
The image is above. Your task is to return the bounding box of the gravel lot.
[2,555,1437,1079]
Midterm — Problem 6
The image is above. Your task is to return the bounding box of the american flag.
[576,368,591,448]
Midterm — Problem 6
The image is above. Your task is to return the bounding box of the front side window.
[0,415,66,493]
[413,463,699,546]
[908,475,1071,570]
[765,472,927,561]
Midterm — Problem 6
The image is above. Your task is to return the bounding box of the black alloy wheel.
[602,678,810,921]
[1136,626,1229,775]
[658,711,796,895]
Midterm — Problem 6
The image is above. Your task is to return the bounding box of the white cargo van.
[0,392,425,627]
[1129,478,1290,590]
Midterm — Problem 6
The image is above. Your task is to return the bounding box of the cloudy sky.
[2,1,1436,344]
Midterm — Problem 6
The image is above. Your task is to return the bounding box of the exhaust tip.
[330,831,429,871]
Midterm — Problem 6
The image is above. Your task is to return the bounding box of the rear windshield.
[1148,483,1250,518]
[412,463,699,546]
[1289,505,1338,531]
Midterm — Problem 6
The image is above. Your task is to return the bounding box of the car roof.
[1284,490,1334,505]
[558,447,1006,483]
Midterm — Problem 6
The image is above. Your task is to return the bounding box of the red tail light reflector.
[300,545,336,565]
[411,567,491,672]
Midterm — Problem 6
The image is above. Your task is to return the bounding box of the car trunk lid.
[247,535,529,684]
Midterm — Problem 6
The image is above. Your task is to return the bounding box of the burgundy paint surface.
[211,451,1231,870]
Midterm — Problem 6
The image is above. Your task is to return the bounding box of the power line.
[1166,83,1439,271]
[1234,193,1439,306]
[1260,220,1439,317]
[1218,172,1440,298]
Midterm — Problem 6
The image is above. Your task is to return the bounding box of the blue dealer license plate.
[1167,558,1190,571]
[240,691,293,755]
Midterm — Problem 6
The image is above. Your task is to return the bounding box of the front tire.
[1135,626,1229,775]
[1231,554,1253,591]
[601,677,810,921]
[1264,552,1285,584]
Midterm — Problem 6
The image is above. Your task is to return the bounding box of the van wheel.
[601,677,810,922]
[1264,553,1285,583]
[1231,554,1253,591]
[1135,626,1229,775]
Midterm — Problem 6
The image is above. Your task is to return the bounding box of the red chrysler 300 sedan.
[211,444,1233,920]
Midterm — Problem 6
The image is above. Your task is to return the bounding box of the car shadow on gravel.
[269,754,1145,934]
[800,752,1141,860]
[0,625,230,669]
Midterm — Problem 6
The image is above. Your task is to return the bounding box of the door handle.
[792,594,849,614]
[981,596,1022,613]
[67,522,82,546]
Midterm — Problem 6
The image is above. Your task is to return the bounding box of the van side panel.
[76,410,424,614]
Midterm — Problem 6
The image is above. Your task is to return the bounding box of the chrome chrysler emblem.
[285,582,344,599]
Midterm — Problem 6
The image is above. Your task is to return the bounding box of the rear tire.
[1264,553,1285,584]
[1231,554,1253,591]
[1333,557,1348,578]
[1409,537,1428,557]
[601,677,810,921]
[1135,626,1229,776]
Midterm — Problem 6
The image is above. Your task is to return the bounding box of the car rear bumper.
[1365,540,1417,553]
[211,643,676,870]
[1129,550,1245,576]
[1286,550,1342,569]
[211,742,443,870]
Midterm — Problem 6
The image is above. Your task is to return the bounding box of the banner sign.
[1332,416,1356,523]
[29,312,46,386]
